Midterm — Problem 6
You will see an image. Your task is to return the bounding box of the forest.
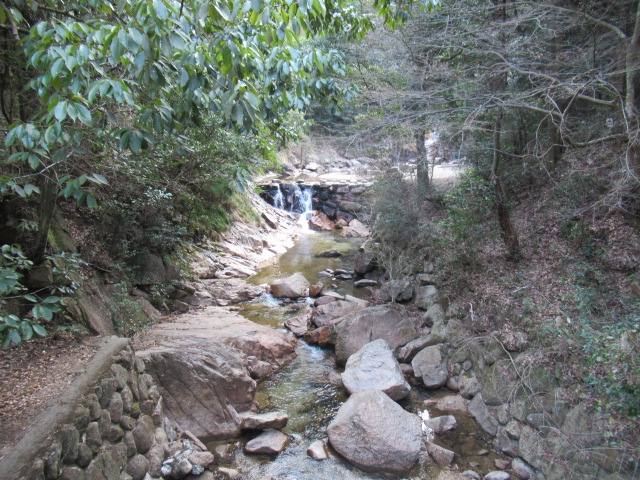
[0,0,638,478]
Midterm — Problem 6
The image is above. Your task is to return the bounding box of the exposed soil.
[0,332,98,462]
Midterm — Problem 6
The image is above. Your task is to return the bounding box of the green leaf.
[6,329,21,346]
[89,173,108,185]
[221,46,233,74]
[54,101,67,121]
[42,296,61,304]
[33,305,53,321]
[155,0,168,20]
[75,103,92,125]
[129,131,142,153]
[86,193,97,209]
[251,0,263,12]
[21,322,33,341]
[24,184,40,196]
[33,324,47,337]
[28,154,41,169]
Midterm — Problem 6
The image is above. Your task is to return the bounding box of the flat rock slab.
[240,411,288,430]
[353,279,377,288]
[327,390,422,475]
[341,339,410,400]
[138,306,297,371]
[244,429,289,455]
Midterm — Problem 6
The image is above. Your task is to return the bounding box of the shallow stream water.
[212,230,499,480]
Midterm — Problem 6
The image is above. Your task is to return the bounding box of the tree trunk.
[492,109,521,260]
[415,128,430,200]
[625,1,640,179]
[31,175,57,263]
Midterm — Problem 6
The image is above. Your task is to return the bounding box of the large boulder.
[285,309,312,336]
[130,252,180,285]
[467,393,499,437]
[333,304,421,366]
[140,344,255,439]
[378,277,414,303]
[308,212,335,231]
[341,219,370,237]
[411,344,448,388]
[312,300,365,328]
[415,285,440,310]
[270,273,310,298]
[327,390,422,475]
[341,340,410,400]
[354,250,376,275]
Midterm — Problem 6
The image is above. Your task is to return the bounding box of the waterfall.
[273,188,284,210]
[294,185,313,231]
[267,184,315,231]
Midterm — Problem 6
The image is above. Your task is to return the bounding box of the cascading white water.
[268,184,315,232]
[273,187,284,210]
[294,185,314,232]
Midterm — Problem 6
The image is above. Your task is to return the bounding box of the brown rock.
[307,440,329,460]
[313,300,365,328]
[240,411,288,430]
[426,441,454,466]
[244,429,289,454]
[285,309,311,337]
[270,273,310,299]
[308,283,324,297]
[303,326,333,347]
[308,212,335,231]
[327,390,422,474]
[188,451,215,468]
[334,304,421,366]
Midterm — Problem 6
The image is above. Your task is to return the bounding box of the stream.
[209,230,501,479]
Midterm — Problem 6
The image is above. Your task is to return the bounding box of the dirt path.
[0,333,98,462]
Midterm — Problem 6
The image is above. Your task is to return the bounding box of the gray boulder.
[341,219,370,237]
[333,304,421,366]
[341,340,410,400]
[313,300,364,328]
[397,332,446,363]
[244,429,288,454]
[424,415,457,433]
[425,441,454,466]
[141,344,255,439]
[423,303,445,327]
[354,250,376,275]
[458,371,482,399]
[327,390,422,474]
[240,411,288,430]
[270,273,310,298]
[467,394,499,437]
[415,285,440,310]
[411,344,448,388]
[378,277,414,303]
[485,472,510,480]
